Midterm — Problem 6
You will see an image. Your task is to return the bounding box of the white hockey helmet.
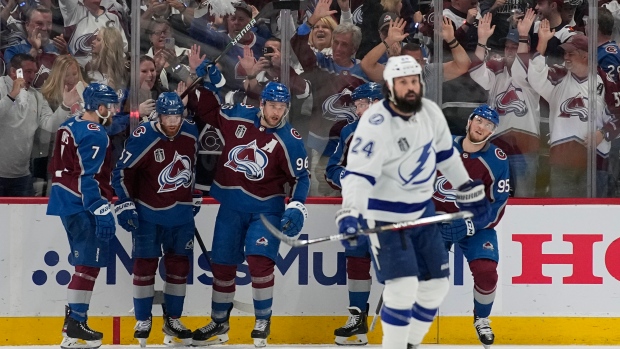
[383,55,423,104]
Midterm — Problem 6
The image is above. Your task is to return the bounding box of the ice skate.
[334,306,368,346]
[251,319,271,347]
[407,344,419,349]
[62,305,70,338]
[162,314,192,346]
[60,316,103,349]
[134,317,152,347]
[192,320,230,346]
[474,316,494,348]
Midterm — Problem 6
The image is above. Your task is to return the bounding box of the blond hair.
[381,0,401,13]
[41,55,87,110]
[90,27,127,90]
[308,15,338,49]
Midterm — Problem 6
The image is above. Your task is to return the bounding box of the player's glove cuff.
[456,180,485,203]
[114,199,136,215]
[89,200,111,216]
[286,201,308,222]
[335,208,359,225]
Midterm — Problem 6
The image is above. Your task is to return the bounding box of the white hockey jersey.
[469,55,541,156]
[341,99,470,223]
[60,0,128,67]
[525,53,611,167]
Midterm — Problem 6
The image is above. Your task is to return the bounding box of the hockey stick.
[180,0,307,99]
[260,211,473,248]
[369,292,383,332]
[194,228,255,313]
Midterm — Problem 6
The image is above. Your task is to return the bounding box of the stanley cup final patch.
[154,148,165,163]
[235,125,247,138]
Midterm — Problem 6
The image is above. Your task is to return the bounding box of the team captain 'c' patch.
[291,128,302,139]
[495,148,507,160]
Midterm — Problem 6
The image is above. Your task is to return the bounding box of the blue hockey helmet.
[470,104,499,127]
[156,92,184,115]
[352,82,383,102]
[83,82,119,111]
[261,82,290,104]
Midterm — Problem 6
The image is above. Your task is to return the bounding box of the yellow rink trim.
[1,316,620,345]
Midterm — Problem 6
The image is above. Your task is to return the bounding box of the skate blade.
[163,335,192,347]
[335,334,368,346]
[191,333,229,346]
[137,338,147,348]
[60,337,102,349]
[253,338,268,348]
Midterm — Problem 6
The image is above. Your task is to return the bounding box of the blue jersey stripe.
[342,170,376,185]
[436,147,454,163]
[368,198,430,214]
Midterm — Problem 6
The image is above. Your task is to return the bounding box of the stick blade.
[260,214,305,247]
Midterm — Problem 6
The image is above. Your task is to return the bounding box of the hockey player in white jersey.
[336,55,492,349]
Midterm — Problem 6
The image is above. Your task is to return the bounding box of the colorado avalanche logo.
[199,127,223,152]
[397,141,436,186]
[157,151,193,193]
[225,140,268,181]
[495,83,527,117]
[559,93,588,121]
[71,30,98,58]
[322,89,358,122]
[432,176,457,203]
[352,5,363,24]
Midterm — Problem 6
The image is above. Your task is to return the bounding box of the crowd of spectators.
[0,0,619,198]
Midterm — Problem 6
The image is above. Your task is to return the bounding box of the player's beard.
[393,89,423,114]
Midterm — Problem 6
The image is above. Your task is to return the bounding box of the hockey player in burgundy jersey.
[432,105,510,349]
[47,82,119,349]
[324,82,382,345]
[112,92,199,347]
[190,61,310,348]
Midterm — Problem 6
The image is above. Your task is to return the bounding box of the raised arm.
[360,18,408,82]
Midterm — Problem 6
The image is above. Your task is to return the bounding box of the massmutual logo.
[32,250,72,286]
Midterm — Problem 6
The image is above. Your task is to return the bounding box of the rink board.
[1,198,620,344]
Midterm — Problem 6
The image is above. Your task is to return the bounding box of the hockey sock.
[133,258,158,321]
[211,263,237,322]
[346,256,371,310]
[381,277,418,348]
[163,253,190,318]
[247,255,275,320]
[470,259,498,318]
[408,278,449,345]
[67,265,100,322]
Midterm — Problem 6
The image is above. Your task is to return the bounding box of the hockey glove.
[335,208,361,250]
[114,198,139,233]
[193,190,203,217]
[89,200,116,241]
[280,201,308,238]
[439,218,475,243]
[456,179,492,227]
[196,59,225,91]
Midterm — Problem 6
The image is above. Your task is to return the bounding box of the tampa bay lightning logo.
[157,151,193,193]
[432,176,457,203]
[322,89,358,123]
[225,140,268,181]
[495,83,527,117]
[559,93,588,121]
[352,5,363,24]
[397,141,435,186]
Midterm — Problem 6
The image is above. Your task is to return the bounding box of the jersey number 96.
[296,157,309,171]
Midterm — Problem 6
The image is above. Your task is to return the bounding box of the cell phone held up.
[263,46,275,55]
[164,37,175,51]
[16,68,23,79]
